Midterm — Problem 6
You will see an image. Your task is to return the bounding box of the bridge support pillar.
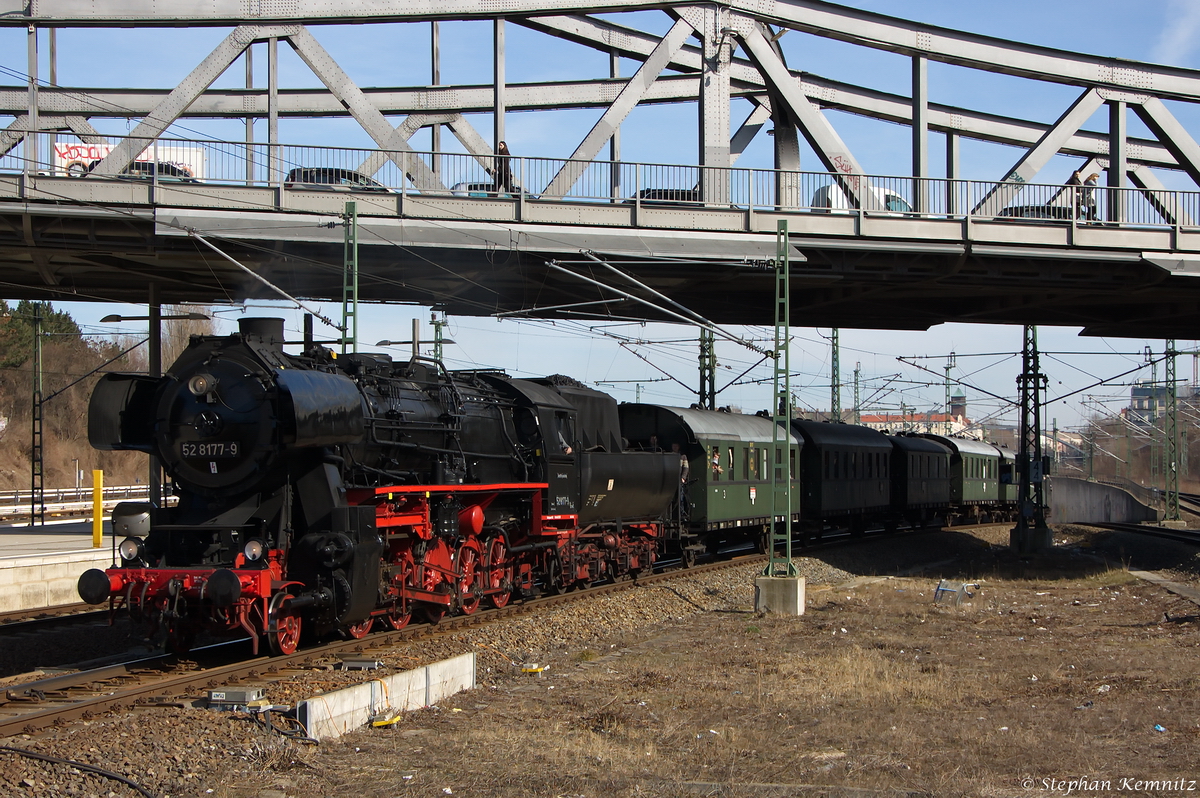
[1108,100,1127,224]
[1011,325,1051,554]
[912,55,928,213]
[494,20,505,149]
[698,7,731,205]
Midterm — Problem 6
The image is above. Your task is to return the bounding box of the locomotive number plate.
[181,441,240,458]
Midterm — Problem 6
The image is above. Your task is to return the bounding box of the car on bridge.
[71,159,200,183]
[624,188,703,206]
[810,183,913,214]
[996,204,1075,221]
[450,181,531,199]
[284,167,392,193]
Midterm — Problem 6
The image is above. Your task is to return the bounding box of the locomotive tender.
[78,318,1017,655]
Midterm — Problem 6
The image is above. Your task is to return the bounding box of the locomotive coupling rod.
[187,229,344,333]
[506,540,560,554]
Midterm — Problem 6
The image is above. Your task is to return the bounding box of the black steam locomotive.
[78,318,679,654]
[78,318,1017,656]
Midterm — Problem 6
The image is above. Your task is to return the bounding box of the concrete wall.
[296,652,476,741]
[1047,476,1159,524]
[0,549,113,612]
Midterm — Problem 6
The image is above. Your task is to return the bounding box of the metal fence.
[0,485,150,508]
[3,131,1199,228]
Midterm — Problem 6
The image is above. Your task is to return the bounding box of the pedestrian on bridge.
[1082,173,1099,221]
[492,141,514,195]
[1067,169,1083,218]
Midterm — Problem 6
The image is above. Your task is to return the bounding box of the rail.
[3,132,1198,232]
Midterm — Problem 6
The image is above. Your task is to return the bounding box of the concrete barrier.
[0,549,113,612]
[1047,476,1159,524]
[296,652,476,741]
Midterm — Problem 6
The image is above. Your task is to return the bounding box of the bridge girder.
[0,1,1198,339]
[3,4,1199,189]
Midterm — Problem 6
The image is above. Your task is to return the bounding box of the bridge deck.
[3,142,1200,335]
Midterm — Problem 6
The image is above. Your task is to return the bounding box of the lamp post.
[99,313,209,323]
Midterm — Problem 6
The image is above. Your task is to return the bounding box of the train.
[77,318,1019,655]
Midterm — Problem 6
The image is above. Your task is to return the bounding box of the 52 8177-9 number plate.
[181,441,240,458]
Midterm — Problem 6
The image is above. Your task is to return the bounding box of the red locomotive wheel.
[419,584,452,625]
[385,559,414,630]
[385,605,411,630]
[456,545,481,615]
[485,536,512,609]
[343,618,373,639]
[267,592,302,656]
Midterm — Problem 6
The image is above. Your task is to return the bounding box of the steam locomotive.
[78,318,1017,656]
[78,318,681,654]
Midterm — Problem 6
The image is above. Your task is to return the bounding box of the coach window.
[727,447,735,480]
[790,448,796,478]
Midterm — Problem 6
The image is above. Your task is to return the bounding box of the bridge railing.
[4,132,1199,229]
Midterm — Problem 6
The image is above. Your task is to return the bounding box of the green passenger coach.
[618,404,802,558]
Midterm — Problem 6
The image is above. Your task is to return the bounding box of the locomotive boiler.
[78,318,679,654]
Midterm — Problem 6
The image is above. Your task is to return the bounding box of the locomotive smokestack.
[239,317,285,349]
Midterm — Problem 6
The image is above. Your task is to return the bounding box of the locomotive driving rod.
[506,540,560,554]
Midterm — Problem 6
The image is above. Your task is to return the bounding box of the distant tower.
[950,391,967,425]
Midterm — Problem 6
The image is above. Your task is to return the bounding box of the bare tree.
[162,305,216,368]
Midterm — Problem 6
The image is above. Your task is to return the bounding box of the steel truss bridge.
[2,1,1200,336]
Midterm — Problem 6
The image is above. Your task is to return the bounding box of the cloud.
[1153,0,1200,66]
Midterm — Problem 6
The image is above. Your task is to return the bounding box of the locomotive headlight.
[243,539,266,562]
[118,537,146,563]
[187,373,217,396]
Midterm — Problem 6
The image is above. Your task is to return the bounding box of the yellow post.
[92,469,103,548]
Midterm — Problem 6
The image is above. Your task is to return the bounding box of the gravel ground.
[0,527,1104,798]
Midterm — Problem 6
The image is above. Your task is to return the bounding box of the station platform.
[0,519,115,612]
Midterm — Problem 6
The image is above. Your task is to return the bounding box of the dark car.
[450,181,532,199]
[74,159,199,182]
[996,204,1075,220]
[625,188,702,207]
[284,167,391,193]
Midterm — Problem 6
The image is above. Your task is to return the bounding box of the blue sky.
[3,1,1200,429]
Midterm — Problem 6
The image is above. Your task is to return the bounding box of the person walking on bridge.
[1067,169,1083,219]
[1082,172,1099,221]
[491,141,514,195]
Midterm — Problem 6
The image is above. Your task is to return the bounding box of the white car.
[810,182,913,214]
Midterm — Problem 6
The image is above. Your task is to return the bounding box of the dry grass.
[210,528,1200,798]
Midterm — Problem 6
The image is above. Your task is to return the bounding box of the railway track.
[0,520,998,738]
[0,603,107,633]
[0,550,772,738]
[1176,491,1200,515]
[1089,521,1200,546]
